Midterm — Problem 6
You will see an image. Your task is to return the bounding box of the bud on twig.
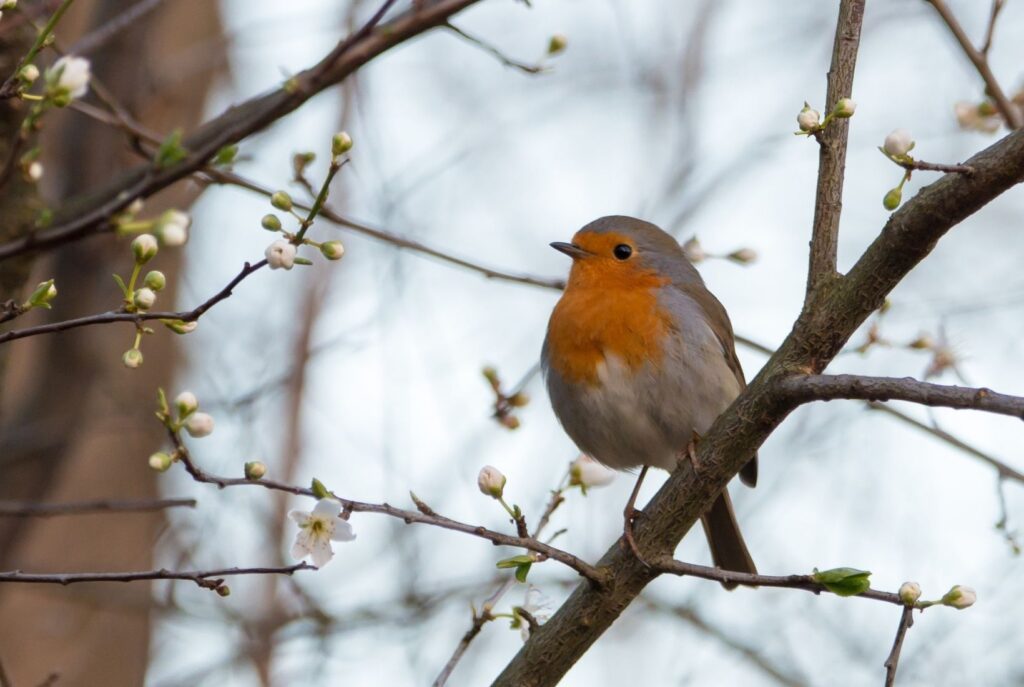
[898,581,922,605]
[174,391,198,417]
[244,461,267,480]
[477,465,506,499]
[547,34,568,55]
[144,271,166,291]
[123,348,144,369]
[148,451,173,472]
[131,234,159,264]
[262,214,282,232]
[320,240,345,260]
[332,131,353,157]
[941,585,976,609]
[271,191,293,212]
[184,412,215,438]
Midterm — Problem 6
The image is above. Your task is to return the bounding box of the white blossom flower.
[174,391,198,416]
[289,498,356,568]
[518,585,551,642]
[898,581,922,605]
[155,210,190,246]
[27,161,42,181]
[477,465,506,498]
[47,55,91,100]
[184,411,214,438]
[569,454,616,490]
[942,585,976,609]
[265,240,297,270]
[797,104,820,132]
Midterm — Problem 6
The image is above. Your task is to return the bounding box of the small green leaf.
[155,128,187,168]
[157,387,169,415]
[812,567,872,596]
[515,562,532,583]
[496,554,534,569]
[310,477,330,499]
[293,257,313,266]
[112,273,128,296]
[213,144,238,166]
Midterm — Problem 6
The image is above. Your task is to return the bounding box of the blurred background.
[1,0,1023,685]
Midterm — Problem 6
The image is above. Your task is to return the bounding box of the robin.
[542,215,757,581]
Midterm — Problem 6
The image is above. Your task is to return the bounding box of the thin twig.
[0,563,313,593]
[897,158,974,175]
[431,607,494,687]
[925,0,1023,129]
[883,606,915,686]
[777,374,1024,419]
[804,0,866,297]
[651,556,903,605]
[0,497,196,517]
[0,260,266,345]
[168,434,604,584]
[444,22,545,74]
[68,0,168,56]
[980,0,1005,57]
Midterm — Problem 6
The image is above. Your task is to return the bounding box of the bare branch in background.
[0,498,196,517]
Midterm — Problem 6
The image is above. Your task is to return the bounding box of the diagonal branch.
[778,374,1024,419]
[883,606,916,687]
[925,0,1022,129]
[0,0,489,263]
[805,0,866,298]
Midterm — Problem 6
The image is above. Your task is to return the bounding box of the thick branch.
[0,0,486,263]
[805,0,865,297]
[778,374,1024,420]
[493,113,1024,687]
[925,0,1022,130]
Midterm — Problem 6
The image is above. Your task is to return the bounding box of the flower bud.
[941,585,976,609]
[265,239,297,270]
[332,131,353,157]
[270,191,293,211]
[682,236,706,263]
[499,415,521,430]
[184,411,215,438]
[19,63,38,84]
[123,348,144,369]
[26,161,42,181]
[569,454,616,490]
[216,585,231,597]
[131,234,159,264]
[908,334,934,350]
[154,210,190,246]
[320,240,345,260]
[133,287,157,310]
[261,214,282,231]
[148,451,173,472]
[27,279,57,308]
[833,98,856,118]
[45,55,91,102]
[144,270,166,291]
[174,391,198,417]
[477,465,506,499]
[883,129,914,157]
[898,581,922,605]
[548,33,568,55]
[727,248,757,264]
[797,103,820,132]
[508,392,529,408]
[883,187,902,211]
[163,319,197,335]
[244,461,267,480]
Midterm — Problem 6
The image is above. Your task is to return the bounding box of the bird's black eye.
[613,244,633,260]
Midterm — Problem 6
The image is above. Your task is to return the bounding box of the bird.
[541,215,757,582]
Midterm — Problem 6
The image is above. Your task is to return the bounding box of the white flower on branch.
[569,454,616,492]
[46,55,91,102]
[518,585,552,641]
[184,412,214,438]
[289,498,356,568]
[477,465,506,499]
[265,240,296,270]
[883,129,915,158]
[155,210,190,246]
[27,161,42,181]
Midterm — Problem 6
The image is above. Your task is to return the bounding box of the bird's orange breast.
[546,262,672,386]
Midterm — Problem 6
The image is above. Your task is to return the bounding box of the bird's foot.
[622,504,650,568]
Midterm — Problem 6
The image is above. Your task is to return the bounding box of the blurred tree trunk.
[0,1,224,684]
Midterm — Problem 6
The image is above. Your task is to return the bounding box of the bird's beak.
[550,242,590,259]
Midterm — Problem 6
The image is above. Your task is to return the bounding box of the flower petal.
[312,498,342,519]
[330,518,356,542]
[288,509,311,525]
[290,532,311,561]
[309,536,334,568]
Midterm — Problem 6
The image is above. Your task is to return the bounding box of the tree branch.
[0,260,266,345]
[0,497,196,517]
[0,563,313,593]
[805,0,865,298]
[925,0,1022,129]
[0,0,488,263]
[778,374,1024,420]
[883,606,915,687]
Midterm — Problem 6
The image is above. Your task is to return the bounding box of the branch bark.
[778,374,1024,419]
[805,0,865,298]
